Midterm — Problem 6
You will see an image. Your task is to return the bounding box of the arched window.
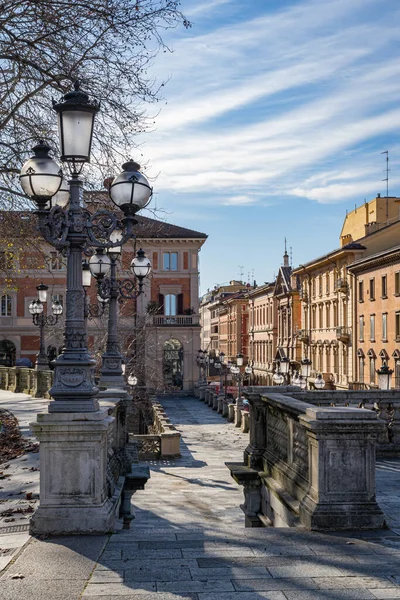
[0,294,12,317]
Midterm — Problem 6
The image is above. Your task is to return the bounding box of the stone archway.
[163,338,183,391]
[0,339,16,367]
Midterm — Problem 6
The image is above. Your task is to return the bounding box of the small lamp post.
[89,246,151,388]
[197,350,205,385]
[279,357,290,384]
[273,370,284,385]
[314,373,325,390]
[29,283,63,370]
[377,361,393,391]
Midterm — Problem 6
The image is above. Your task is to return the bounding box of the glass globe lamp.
[110,161,152,216]
[131,248,151,279]
[89,249,111,279]
[20,142,63,209]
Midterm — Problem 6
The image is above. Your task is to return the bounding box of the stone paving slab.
[4,394,400,599]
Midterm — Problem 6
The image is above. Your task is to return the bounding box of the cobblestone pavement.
[2,394,400,599]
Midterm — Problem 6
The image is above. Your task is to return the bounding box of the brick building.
[0,199,207,392]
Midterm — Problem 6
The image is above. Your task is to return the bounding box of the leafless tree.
[0,0,190,208]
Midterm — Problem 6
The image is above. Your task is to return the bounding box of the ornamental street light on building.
[19,81,153,535]
[89,244,151,388]
[377,361,393,390]
[29,283,63,370]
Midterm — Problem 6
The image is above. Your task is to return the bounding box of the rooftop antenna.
[238,265,244,282]
[381,150,389,221]
[290,246,293,268]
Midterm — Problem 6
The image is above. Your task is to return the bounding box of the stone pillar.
[217,395,224,413]
[226,463,262,528]
[222,399,229,418]
[299,406,385,531]
[228,403,235,422]
[234,404,242,427]
[212,392,219,410]
[244,392,268,470]
[30,409,118,535]
[241,411,250,433]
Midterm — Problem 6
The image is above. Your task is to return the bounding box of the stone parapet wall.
[227,390,385,531]
[0,366,53,398]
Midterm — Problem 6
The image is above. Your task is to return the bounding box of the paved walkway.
[2,395,400,599]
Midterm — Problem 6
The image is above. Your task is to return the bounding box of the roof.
[292,241,366,273]
[347,244,400,272]
[134,214,207,240]
[0,209,207,241]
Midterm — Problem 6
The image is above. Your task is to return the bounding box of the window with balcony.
[0,294,12,317]
[163,252,178,271]
[382,313,388,342]
[358,280,364,302]
[370,314,375,341]
[369,278,375,301]
[381,275,387,298]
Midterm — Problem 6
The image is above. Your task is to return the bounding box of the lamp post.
[314,373,325,390]
[377,361,393,390]
[89,245,151,388]
[279,357,290,384]
[196,350,206,385]
[29,283,63,370]
[19,82,153,535]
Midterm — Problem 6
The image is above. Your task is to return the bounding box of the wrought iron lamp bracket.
[84,209,135,249]
[32,313,60,328]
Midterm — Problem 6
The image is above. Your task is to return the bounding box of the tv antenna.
[381,150,389,221]
[238,265,244,281]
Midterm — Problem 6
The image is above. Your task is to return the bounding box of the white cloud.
[221,195,258,206]
[136,0,400,208]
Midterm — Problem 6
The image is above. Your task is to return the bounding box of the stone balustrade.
[227,391,385,531]
[0,365,53,398]
[130,400,181,459]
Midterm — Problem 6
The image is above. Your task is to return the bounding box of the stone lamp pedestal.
[30,408,120,535]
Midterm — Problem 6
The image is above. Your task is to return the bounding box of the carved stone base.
[30,409,120,535]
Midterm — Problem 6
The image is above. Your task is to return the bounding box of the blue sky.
[138,0,400,294]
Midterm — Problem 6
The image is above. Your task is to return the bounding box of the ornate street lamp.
[19,82,150,412]
[377,361,393,391]
[314,373,325,390]
[300,358,312,379]
[29,284,63,370]
[109,160,153,217]
[273,370,284,385]
[18,81,155,536]
[90,246,151,388]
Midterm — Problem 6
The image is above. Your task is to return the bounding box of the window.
[359,358,364,383]
[370,314,375,341]
[326,304,330,328]
[319,275,322,296]
[358,280,364,302]
[382,313,388,342]
[395,272,400,296]
[369,278,375,300]
[333,302,338,327]
[0,294,12,317]
[163,252,178,271]
[396,312,400,341]
[395,361,400,390]
[370,357,376,385]
[312,278,316,298]
[319,304,323,328]
[52,294,64,308]
[165,294,177,316]
[50,251,65,271]
[381,275,387,298]
[359,316,364,342]
[326,273,330,295]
